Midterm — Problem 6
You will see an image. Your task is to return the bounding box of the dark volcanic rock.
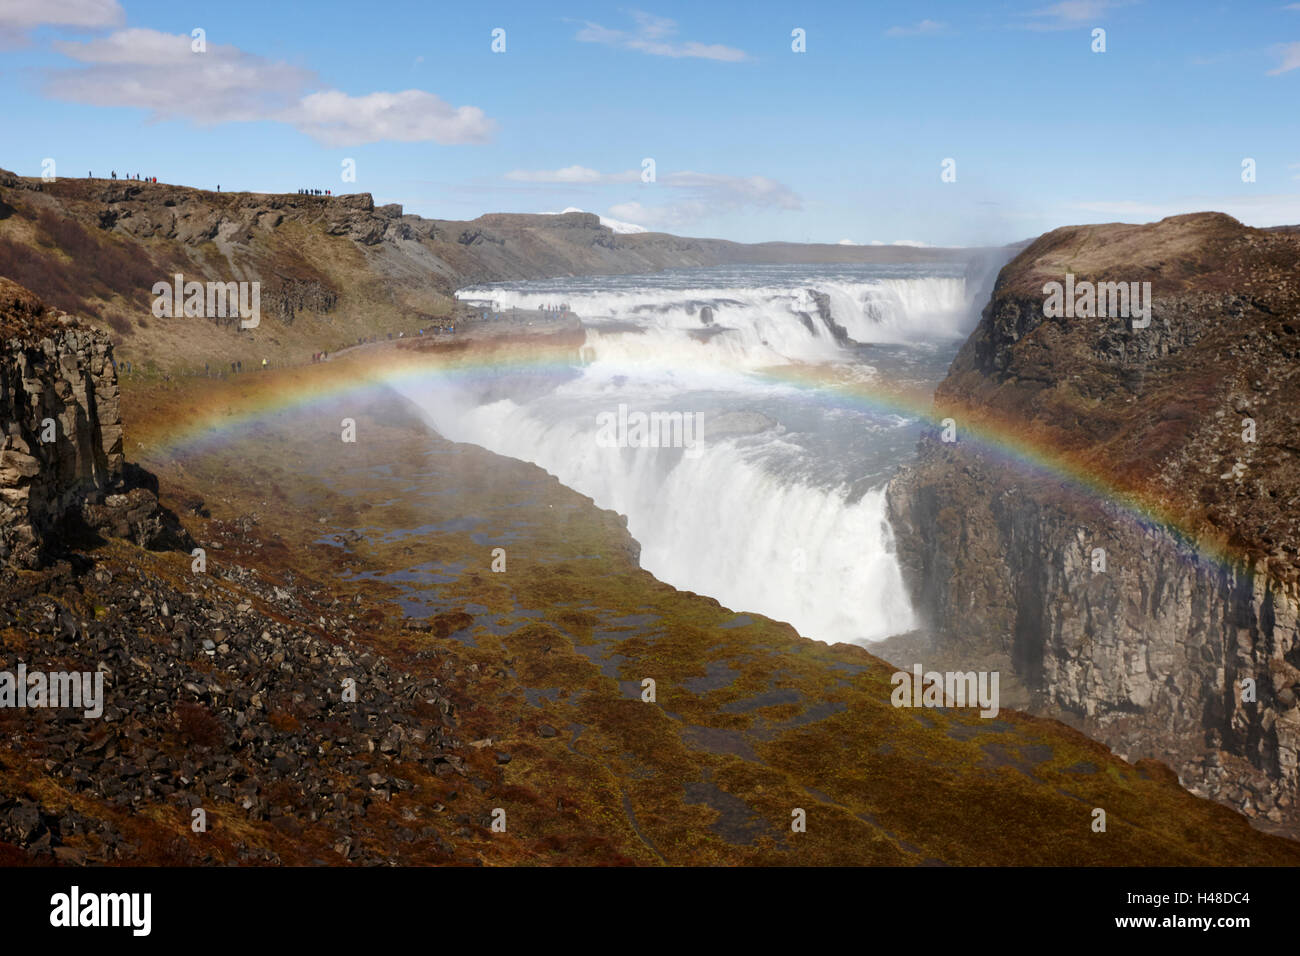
[0,279,122,567]
[0,552,467,864]
[0,279,186,566]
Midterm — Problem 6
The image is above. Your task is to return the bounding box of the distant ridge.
[0,166,980,371]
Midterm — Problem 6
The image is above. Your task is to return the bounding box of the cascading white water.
[467,274,977,354]
[390,385,917,643]
[402,264,978,646]
[820,277,971,342]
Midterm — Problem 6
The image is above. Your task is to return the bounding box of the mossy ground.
[105,332,1300,866]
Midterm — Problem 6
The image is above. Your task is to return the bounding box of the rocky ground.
[0,548,472,865]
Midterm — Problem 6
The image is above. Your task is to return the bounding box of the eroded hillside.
[0,168,973,376]
[887,212,1300,836]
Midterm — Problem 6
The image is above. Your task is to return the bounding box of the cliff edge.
[886,212,1300,834]
[0,166,976,375]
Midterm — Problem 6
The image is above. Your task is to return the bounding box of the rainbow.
[144,333,1245,578]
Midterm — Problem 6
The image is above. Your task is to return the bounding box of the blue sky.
[2,0,1299,246]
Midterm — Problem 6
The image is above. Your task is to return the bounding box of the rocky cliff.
[0,277,184,568]
[886,213,1300,833]
[0,166,977,373]
[0,277,123,567]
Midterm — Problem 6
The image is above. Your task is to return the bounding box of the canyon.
[0,167,1296,862]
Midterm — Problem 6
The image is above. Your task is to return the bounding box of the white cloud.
[48,28,311,124]
[504,167,800,226]
[286,90,494,147]
[866,239,930,246]
[608,199,702,227]
[54,26,194,63]
[664,171,801,208]
[1268,41,1300,74]
[885,19,947,37]
[608,171,801,227]
[837,239,858,245]
[45,28,495,145]
[494,163,802,228]
[505,166,639,184]
[1069,194,1300,226]
[575,10,747,62]
[1025,1,1124,31]
[0,0,122,31]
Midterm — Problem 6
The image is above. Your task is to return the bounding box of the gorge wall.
[0,277,122,567]
[0,277,183,568]
[885,213,1300,833]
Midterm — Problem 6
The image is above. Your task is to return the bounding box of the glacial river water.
[395,262,995,646]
